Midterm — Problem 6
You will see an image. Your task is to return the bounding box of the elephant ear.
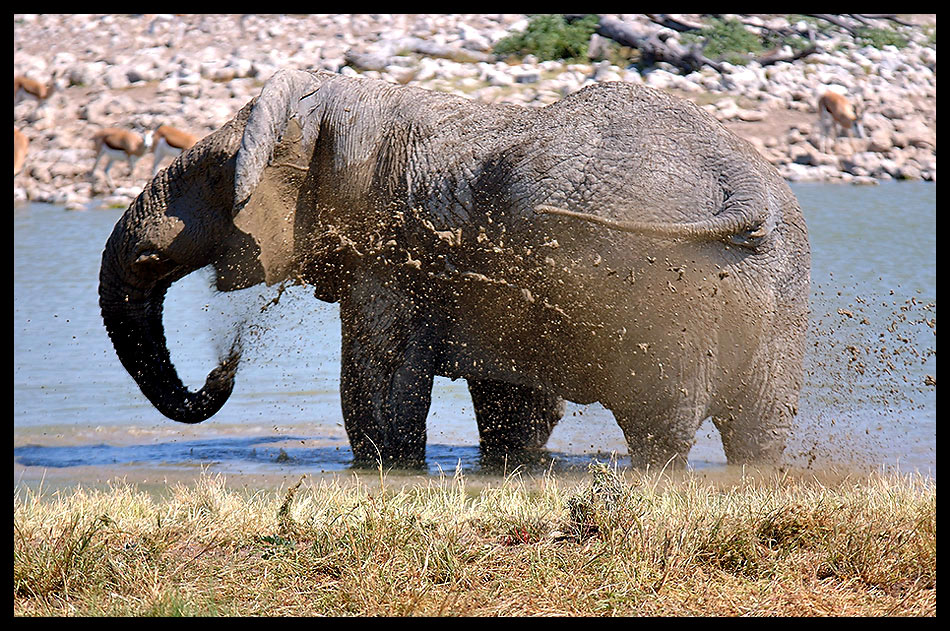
[221,70,328,289]
[233,69,326,210]
[224,118,309,287]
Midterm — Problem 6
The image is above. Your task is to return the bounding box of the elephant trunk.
[99,241,239,424]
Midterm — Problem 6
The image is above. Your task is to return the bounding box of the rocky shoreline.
[14,14,936,211]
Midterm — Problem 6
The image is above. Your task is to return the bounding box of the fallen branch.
[747,25,819,67]
[573,14,827,72]
[712,14,801,39]
[753,43,818,66]
[570,14,724,73]
[644,14,706,33]
[804,13,861,35]
[852,14,918,28]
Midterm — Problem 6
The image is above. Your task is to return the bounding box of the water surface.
[13,181,936,484]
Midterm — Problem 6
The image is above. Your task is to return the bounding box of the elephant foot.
[342,361,432,471]
[478,445,557,473]
[712,369,797,466]
[626,439,693,470]
[339,279,437,472]
[613,408,700,470]
[468,378,565,470]
[713,411,789,466]
[349,447,428,472]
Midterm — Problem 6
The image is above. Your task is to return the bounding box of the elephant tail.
[534,203,773,249]
[233,69,329,210]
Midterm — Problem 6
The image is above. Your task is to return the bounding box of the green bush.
[493,14,600,63]
[683,17,764,65]
[856,26,909,49]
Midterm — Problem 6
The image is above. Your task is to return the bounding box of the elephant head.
[98,71,327,424]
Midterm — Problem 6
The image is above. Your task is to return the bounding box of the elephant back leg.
[340,278,438,469]
[711,341,803,465]
[467,378,565,466]
[612,402,707,469]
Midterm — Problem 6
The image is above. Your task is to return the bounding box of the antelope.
[147,125,199,176]
[817,88,865,154]
[14,75,50,104]
[14,127,29,176]
[89,128,152,190]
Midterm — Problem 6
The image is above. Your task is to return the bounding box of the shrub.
[856,26,909,49]
[493,14,600,63]
[683,17,764,65]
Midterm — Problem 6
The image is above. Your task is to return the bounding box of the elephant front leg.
[339,282,437,470]
[467,378,565,467]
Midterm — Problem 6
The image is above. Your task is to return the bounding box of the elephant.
[99,69,810,470]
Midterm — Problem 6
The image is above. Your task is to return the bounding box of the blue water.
[13,181,936,479]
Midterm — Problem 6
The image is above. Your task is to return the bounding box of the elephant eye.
[135,251,162,265]
[131,250,174,278]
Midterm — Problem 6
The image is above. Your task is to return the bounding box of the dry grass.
[13,464,935,616]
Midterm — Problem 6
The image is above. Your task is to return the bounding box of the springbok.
[14,127,29,176]
[14,75,50,104]
[817,88,865,154]
[89,128,152,189]
[147,125,199,176]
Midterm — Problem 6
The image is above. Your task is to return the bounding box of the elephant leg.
[711,320,804,465]
[339,280,436,470]
[467,378,565,465]
[711,368,797,466]
[712,407,788,466]
[612,403,704,469]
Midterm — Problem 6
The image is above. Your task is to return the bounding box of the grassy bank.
[14,465,935,616]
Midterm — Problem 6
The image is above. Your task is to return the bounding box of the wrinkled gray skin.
[100,69,810,469]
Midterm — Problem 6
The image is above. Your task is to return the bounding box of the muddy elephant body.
[99,70,810,469]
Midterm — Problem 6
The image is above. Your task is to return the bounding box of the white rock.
[103,66,130,89]
[486,68,514,87]
[513,70,540,84]
[643,69,678,89]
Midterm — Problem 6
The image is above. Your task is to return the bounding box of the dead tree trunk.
[568,14,724,73]
[572,14,823,72]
